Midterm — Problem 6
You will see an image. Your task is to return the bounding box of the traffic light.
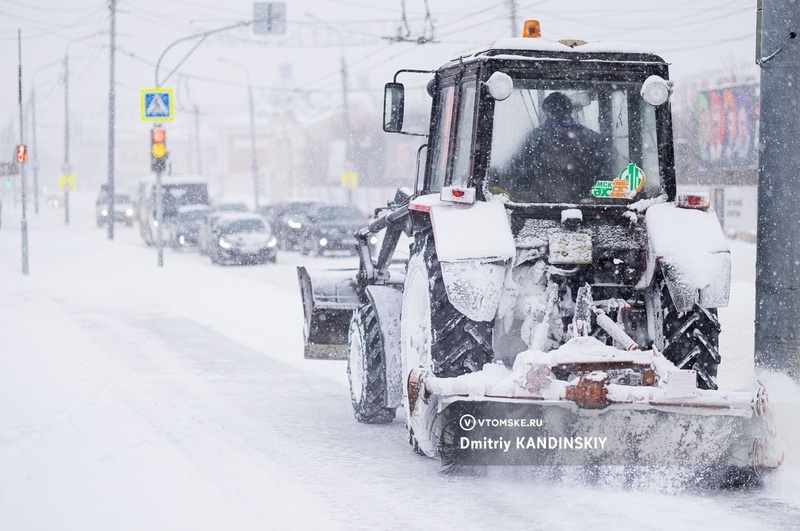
[16,144,27,163]
[150,128,167,172]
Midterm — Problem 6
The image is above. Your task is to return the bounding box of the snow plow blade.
[297,266,362,360]
[408,338,784,477]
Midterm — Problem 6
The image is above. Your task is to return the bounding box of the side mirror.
[383,82,405,133]
[641,75,673,106]
[484,72,513,101]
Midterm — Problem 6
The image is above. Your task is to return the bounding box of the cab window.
[451,80,477,187]
[428,84,455,192]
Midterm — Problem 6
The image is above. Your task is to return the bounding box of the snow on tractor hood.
[451,37,661,64]
[644,202,731,312]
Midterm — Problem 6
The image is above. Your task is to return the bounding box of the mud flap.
[297,266,361,359]
[365,285,404,409]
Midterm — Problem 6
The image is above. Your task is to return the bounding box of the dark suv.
[269,200,319,251]
[298,204,367,256]
[96,188,135,227]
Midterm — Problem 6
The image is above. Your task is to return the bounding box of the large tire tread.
[413,231,493,378]
[348,303,396,424]
[658,273,721,390]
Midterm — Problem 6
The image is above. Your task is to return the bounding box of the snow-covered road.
[1,193,799,530]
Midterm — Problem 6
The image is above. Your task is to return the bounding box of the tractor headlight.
[369,235,378,245]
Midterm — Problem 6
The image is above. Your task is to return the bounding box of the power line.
[658,32,756,54]
[0,0,102,14]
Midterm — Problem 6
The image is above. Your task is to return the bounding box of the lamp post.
[30,59,61,215]
[218,58,260,210]
[62,31,105,225]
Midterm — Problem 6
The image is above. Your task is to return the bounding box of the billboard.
[697,84,759,171]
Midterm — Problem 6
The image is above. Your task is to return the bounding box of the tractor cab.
[386,32,676,209]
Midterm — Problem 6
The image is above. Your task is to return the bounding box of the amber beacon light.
[523,20,541,38]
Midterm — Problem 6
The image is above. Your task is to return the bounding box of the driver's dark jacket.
[500,116,612,203]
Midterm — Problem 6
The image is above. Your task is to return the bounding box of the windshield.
[487,80,661,204]
[221,219,267,233]
[114,194,131,204]
[218,203,249,212]
[316,206,363,221]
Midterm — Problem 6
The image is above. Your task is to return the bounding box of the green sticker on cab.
[590,163,646,198]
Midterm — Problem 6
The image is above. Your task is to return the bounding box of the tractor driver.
[493,91,613,203]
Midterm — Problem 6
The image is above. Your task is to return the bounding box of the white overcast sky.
[0,0,758,178]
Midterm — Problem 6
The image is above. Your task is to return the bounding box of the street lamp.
[218,58,260,210]
[30,59,61,215]
[62,31,105,226]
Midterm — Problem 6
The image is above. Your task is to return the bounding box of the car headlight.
[319,238,328,247]
[219,237,233,249]
[287,219,302,229]
[126,208,134,216]
[101,209,109,216]
[267,236,277,247]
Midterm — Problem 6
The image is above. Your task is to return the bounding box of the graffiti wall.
[697,84,759,171]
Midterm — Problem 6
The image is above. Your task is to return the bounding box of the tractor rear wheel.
[347,302,396,424]
[401,230,493,456]
[407,231,493,378]
[651,269,721,390]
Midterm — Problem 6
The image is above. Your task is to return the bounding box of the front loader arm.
[355,189,412,288]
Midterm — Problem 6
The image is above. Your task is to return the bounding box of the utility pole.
[18,30,29,275]
[247,81,259,210]
[755,0,800,378]
[193,106,202,175]
[508,0,519,37]
[340,53,352,204]
[63,53,71,225]
[218,58,260,209]
[107,0,117,240]
[31,85,39,214]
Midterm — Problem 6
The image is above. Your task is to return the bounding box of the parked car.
[269,200,320,251]
[299,203,368,256]
[96,191,135,227]
[207,213,277,265]
[169,204,211,249]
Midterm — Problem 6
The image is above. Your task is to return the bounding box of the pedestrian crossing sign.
[140,88,174,122]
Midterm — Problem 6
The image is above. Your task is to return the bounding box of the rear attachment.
[297,266,361,359]
[409,339,783,475]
